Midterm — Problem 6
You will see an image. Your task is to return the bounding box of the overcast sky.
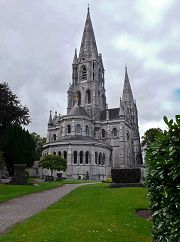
[0,0,179,138]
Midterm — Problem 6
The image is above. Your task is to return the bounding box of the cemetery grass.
[0,184,152,242]
[0,180,97,203]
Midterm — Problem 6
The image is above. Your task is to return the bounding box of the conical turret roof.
[68,104,90,117]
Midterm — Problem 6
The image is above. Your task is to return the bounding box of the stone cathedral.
[43,8,142,180]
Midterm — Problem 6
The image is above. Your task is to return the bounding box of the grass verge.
[0,179,98,203]
[0,184,152,242]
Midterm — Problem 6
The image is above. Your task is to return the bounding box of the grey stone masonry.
[43,7,142,180]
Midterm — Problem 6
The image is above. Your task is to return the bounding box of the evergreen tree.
[0,82,30,127]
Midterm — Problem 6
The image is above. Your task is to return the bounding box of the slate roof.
[67,104,90,117]
[100,108,119,120]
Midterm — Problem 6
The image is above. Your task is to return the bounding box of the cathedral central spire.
[79,7,98,60]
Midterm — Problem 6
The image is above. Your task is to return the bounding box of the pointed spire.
[48,110,53,126]
[119,98,125,117]
[79,6,98,60]
[73,48,78,64]
[122,65,134,105]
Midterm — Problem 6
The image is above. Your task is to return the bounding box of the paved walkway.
[0,183,96,234]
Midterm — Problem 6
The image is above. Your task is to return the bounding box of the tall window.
[85,125,89,135]
[86,89,91,104]
[102,153,105,166]
[74,151,77,164]
[67,124,71,134]
[85,151,89,164]
[98,68,101,83]
[64,151,67,160]
[76,91,81,105]
[127,130,130,140]
[112,127,117,138]
[58,151,61,156]
[95,152,98,164]
[99,152,102,165]
[101,129,106,138]
[53,134,56,141]
[80,151,83,164]
[53,151,56,155]
[82,65,87,80]
[76,124,81,134]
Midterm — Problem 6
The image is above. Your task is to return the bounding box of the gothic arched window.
[95,152,98,164]
[76,91,81,105]
[80,151,83,164]
[127,130,130,140]
[98,68,101,83]
[86,89,91,104]
[64,151,67,160]
[81,65,87,80]
[76,124,81,134]
[85,151,89,164]
[102,153,105,166]
[58,151,61,156]
[53,134,56,141]
[67,124,71,134]
[101,129,106,139]
[112,127,117,138]
[85,125,89,135]
[74,151,77,164]
[53,151,56,155]
[99,152,102,165]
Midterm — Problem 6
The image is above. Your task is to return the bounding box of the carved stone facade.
[43,8,142,180]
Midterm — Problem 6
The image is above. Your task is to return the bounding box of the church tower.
[67,7,106,119]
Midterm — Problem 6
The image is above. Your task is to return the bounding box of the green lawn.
[0,179,97,203]
[0,184,152,242]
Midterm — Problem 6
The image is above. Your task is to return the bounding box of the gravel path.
[0,183,95,234]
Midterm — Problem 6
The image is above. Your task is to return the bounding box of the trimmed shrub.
[102,177,112,183]
[111,168,141,183]
[145,116,180,242]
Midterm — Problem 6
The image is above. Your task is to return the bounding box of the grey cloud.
[0,0,179,137]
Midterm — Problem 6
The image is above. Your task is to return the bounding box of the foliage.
[0,151,6,170]
[0,82,30,127]
[141,128,163,152]
[102,177,112,183]
[0,185,152,242]
[0,125,35,175]
[30,132,46,161]
[39,154,67,176]
[111,168,141,183]
[145,115,180,242]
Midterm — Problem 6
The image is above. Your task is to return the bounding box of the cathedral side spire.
[79,7,98,60]
[48,110,53,126]
[73,48,78,64]
[122,66,134,105]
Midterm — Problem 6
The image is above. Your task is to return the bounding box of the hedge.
[111,168,141,183]
[145,116,180,242]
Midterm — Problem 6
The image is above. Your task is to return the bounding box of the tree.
[141,128,163,152]
[145,116,180,241]
[31,132,46,161]
[0,125,35,175]
[0,82,30,127]
[39,154,67,177]
[0,151,6,170]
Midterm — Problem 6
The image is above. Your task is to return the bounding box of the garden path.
[0,183,96,234]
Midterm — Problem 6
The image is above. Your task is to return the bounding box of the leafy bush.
[111,168,141,183]
[102,177,112,183]
[39,154,67,177]
[145,115,180,242]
